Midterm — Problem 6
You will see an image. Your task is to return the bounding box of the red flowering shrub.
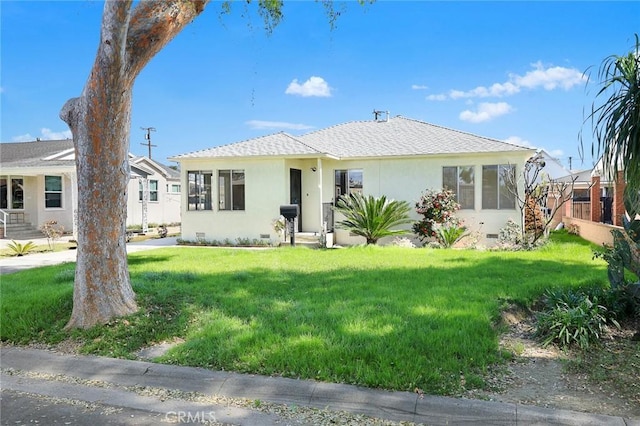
[413,189,461,242]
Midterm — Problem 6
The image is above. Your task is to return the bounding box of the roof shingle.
[172,116,532,160]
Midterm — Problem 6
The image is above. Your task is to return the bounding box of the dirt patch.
[466,306,640,419]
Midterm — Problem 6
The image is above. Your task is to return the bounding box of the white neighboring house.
[0,139,181,239]
[170,114,536,246]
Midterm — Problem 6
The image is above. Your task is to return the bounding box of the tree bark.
[61,0,208,329]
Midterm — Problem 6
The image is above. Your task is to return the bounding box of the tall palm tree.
[334,193,413,245]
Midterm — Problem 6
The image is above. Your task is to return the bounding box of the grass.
[0,231,609,395]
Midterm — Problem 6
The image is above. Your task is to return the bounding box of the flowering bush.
[413,189,461,242]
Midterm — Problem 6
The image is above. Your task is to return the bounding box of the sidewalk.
[0,236,179,275]
[1,346,636,425]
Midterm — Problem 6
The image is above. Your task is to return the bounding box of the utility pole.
[140,127,157,158]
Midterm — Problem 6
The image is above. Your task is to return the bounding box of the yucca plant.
[334,193,413,245]
[7,240,37,257]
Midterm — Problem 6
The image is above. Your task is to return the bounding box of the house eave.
[169,152,338,162]
[330,148,536,162]
[0,165,76,176]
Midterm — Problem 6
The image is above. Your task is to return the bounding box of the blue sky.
[2,1,639,170]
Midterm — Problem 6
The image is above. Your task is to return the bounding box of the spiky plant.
[334,193,413,245]
[7,240,37,257]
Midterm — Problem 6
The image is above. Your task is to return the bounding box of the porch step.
[2,223,43,240]
[281,232,322,248]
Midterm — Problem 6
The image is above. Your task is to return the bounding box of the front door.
[290,168,302,232]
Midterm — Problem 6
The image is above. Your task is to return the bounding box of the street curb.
[0,347,633,425]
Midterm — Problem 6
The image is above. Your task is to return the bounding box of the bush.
[435,224,468,248]
[413,189,460,243]
[536,287,621,350]
[334,193,413,245]
[7,240,37,256]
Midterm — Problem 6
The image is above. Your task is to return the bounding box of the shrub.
[536,288,620,350]
[334,193,413,245]
[435,224,468,248]
[413,189,460,243]
[40,220,64,251]
[495,219,521,249]
[7,240,37,256]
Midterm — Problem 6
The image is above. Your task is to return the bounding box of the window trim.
[482,164,516,210]
[218,169,245,211]
[334,169,363,200]
[442,166,475,209]
[187,170,213,211]
[44,175,63,209]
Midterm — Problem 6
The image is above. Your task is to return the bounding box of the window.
[443,166,474,209]
[149,180,158,202]
[11,178,24,209]
[1,178,7,209]
[44,176,62,208]
[335,169,363,199]
[138,179,159,202]
[188,171,212,210]
[167,183,181,193]
[482,165,515,209]
[218,170,245,211]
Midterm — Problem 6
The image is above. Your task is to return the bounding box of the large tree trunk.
[60,0,207,329]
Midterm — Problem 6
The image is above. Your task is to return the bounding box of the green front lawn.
[0,232,607,395]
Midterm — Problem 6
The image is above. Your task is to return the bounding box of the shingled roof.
[173,132,324,159]
[172,116,531,160]
[0,139,74,169]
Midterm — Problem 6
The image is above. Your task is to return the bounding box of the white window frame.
[44,175,63,209]
[442,166,475,209]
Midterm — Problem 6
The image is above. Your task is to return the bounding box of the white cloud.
[548,148,564,158]
[246,120,315,131]
[411,84,428,90]
[12,127,72,142]
[459,102,513,123]
[514,61,585,90]
[504,136,536,149]
[12,133,35,142]
[429,62,586,101]
[285,76,332,97]
[426,94,447,101]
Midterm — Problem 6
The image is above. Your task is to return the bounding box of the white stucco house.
[0,139,181,239]
[170,115,536,246]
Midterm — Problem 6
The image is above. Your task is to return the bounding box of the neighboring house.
[128,156,182,228]
[560,159,627,227]
[170,114,535,246]
[0,139,181,239]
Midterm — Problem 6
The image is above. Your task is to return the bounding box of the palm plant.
[334,193,413,245]
[583,34,640,308]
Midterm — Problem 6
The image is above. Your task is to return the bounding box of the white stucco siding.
[180,158,288,244]
[322,152,532,246]
[32,175,74,233]
[126,173,182,227]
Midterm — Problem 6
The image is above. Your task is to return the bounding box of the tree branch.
[125,0,208,83]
